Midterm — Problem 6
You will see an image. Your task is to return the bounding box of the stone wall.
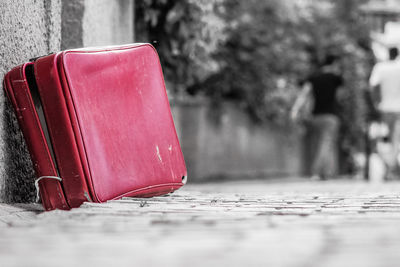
[172,102,307,181]
[0,0,135,202]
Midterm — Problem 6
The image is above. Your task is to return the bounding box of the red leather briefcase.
[3,44,187,210]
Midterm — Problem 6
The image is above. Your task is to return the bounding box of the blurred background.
[134,0,400,182]
[2,0,400,202]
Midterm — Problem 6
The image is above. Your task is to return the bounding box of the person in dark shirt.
[291,55,343,179]
[308,71,343,115]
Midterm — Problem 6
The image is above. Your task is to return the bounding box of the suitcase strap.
[4,63,69,210]
[34,176,63,202]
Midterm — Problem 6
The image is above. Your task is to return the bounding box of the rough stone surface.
[61,0,84,49]
[82,0,134,47]
[1,179,400,267]
[62,0,134,50]
[0,0,62,202]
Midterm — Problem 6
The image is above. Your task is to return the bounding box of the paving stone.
[1,179,400,267]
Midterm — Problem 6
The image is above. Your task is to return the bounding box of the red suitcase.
[3,43,187,210]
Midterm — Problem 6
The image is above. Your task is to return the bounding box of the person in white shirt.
[369,47,400,179]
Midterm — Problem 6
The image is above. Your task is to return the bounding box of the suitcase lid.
[57,44,186,201]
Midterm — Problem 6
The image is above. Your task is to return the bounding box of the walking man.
[292,55,343,180]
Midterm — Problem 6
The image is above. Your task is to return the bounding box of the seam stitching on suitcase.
[64,43,149,55]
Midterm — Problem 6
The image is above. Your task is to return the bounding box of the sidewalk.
[2,179,400,267]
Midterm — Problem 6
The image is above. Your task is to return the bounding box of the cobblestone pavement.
[2,179,400,267]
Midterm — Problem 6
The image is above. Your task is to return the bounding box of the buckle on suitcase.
[34,176,63,203]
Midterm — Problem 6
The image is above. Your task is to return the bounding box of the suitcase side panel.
[56,55,98,202]
[34,55,91,207]
[3,63,69,210]
[61,44,187,201]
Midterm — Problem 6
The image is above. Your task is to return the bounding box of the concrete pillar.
[61,0,85,49]
[62,0,134,49]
